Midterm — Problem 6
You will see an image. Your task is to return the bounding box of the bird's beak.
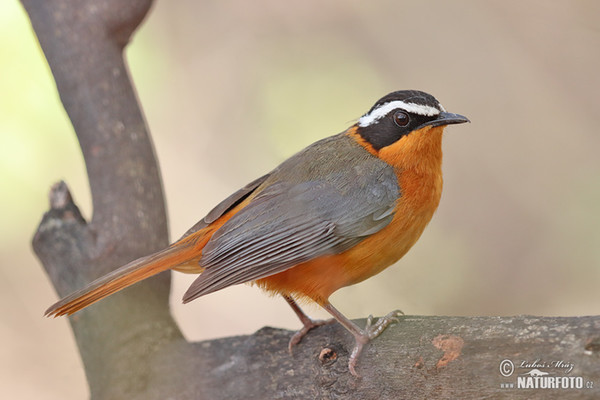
[419,112,470,129]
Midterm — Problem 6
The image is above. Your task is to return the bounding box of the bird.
[45,90,469,377]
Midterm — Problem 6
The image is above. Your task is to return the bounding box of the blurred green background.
[2,0,599,398]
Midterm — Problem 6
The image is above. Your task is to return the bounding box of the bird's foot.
[364,309,404,339]
[288,317,335,354]
[348,309,404,377]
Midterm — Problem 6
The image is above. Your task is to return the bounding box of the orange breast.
[255,125,445,304]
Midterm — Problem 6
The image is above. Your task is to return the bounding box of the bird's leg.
[321,302,404,377]
[282,294,335,353]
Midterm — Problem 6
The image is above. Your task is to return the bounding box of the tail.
[45,241,201,317]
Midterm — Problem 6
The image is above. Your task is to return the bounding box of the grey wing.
[183,165,399,303]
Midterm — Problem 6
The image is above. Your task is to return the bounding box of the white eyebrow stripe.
[358,100,441,127]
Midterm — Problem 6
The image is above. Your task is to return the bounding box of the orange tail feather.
[45,239,204,317]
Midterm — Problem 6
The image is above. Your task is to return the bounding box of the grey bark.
[23,0,600,399]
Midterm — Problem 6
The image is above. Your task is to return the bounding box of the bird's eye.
[393,111,410,127]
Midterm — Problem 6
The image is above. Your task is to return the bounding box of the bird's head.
[352,90,469,170]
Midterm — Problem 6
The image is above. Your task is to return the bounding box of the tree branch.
[24,0,600,399]
[23,0,179,396]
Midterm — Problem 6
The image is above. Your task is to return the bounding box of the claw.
[322,303,404,378]
[366,309,404,340]
[288,317,335,354]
